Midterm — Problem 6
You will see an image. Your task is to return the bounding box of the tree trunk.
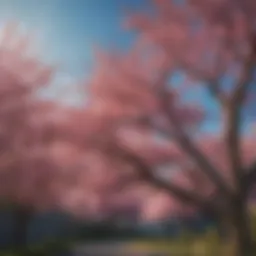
[218,200,254,256]
[12,207,33,250]
[232,200,253,256]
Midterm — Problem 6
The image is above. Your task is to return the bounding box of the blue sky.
[0,0,252,133]
[0,0,219,129]
[0,0,148,104]
[0,0,149,73]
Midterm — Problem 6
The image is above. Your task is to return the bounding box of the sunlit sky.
[0,0,148,104]
[0,0,252,132]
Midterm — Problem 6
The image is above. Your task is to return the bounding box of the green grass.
[125,230,221,256]
[124,212,256,256]
[125,228,256,256]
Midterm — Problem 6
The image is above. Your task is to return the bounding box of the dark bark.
[245,162,256,195]
[200,192,254,256]
[12,207,33,249]
[231,199,253,256]
[216,198,254,256]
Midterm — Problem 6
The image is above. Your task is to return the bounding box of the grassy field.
[124,211,256,256]
[125,229,256,256]
[126,231,222,255]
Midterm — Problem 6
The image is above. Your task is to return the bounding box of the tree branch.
[178,61,228,105]
[207,78,227,106]
[226,51,255,192]
[112,143,214,210]
[151,64,231,196]
[244,161,256,194]
[206,161,256,212]
[159,92,231,196]
[224,103,243,191]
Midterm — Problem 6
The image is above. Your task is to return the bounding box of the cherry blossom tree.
[3,1,256,254]
[0,22,145,249]
[85,1,256,255]
[0,23,87,249]
[0,22,56,247]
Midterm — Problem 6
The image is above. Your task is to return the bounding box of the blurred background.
[0,0,255,256]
